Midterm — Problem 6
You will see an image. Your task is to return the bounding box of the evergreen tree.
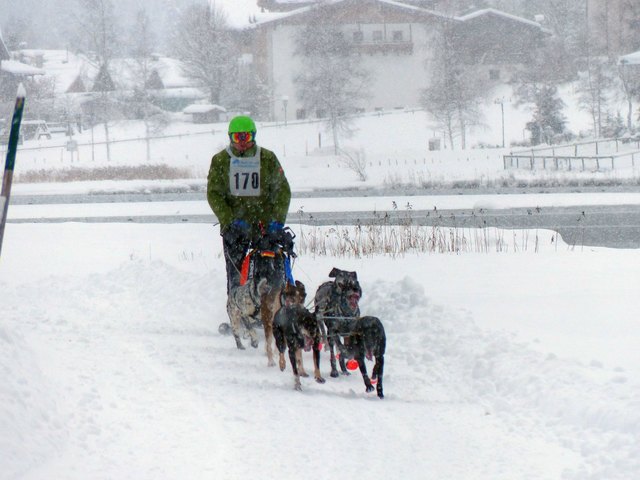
[525,85,566,145]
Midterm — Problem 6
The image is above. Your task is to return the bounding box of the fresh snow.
[1,87,640,479]
[1,221,639,480]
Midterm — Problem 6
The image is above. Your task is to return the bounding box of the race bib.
[228,147,261,197]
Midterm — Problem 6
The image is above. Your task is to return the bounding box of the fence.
[504,150,639,171]
[504,137,640,171]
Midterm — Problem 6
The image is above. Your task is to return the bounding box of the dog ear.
[328,267,340,278]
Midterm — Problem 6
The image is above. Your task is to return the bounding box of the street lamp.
[282,95,289,126]
[494,97,505,148]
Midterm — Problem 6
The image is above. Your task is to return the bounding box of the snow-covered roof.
[17,49,98,93]
[12,50,197,94]
[619,50,640,66]
[183,104,226,114]
[379,0,449,19]
[457,8,551,34]
[249,0,448,29]
[151,87,206,99]
[0,59,45,76]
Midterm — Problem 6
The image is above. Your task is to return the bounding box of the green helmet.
[228,115,256,134]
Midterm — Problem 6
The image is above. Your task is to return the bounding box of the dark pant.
[222,229,286,293]
[222,231,251,293]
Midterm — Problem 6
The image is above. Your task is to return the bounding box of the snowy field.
[1,220,639,480]
[2,89,640,479]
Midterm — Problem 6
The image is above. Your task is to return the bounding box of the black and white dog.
[273,280,326,391]
[314,268,386,399]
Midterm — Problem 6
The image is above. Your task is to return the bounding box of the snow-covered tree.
[293,15,370,154]
[125,8,169,161]
[578,58,614,138]
[525,84,566,145]
[170,2,235,105]
[70,0,122,161]
[422,21,486,149]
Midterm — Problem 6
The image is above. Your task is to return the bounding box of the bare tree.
[578,58,614,137]
[293,15,370,154]
[126,8,169,161]
[338,148,368,182]
[170,2,235,105]
[618,61,640,132]
[71,0,121,161]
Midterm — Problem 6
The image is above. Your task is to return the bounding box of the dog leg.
[373,355,384,399]
[279,352,286,371]
[289,348,302,391]
[295,349,309,377]
[356,351,374,393]
[328,337,339,378]
[248,328,259,349]
[261,290,280,367]
[227,300,246,350]
[313,346,325,384]
[338,338,351,375]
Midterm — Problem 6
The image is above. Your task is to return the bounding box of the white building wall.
[269,22,436,122]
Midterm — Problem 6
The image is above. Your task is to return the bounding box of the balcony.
[352,41,414,55]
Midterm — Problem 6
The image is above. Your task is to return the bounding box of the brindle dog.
[335,316,386,399]
[314,268,386,399]
[314,268,362,377]
[274,281,326,391]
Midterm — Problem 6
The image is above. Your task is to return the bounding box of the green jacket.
[207,145,291,237]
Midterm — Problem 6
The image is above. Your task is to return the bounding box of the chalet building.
[257,0,315,11]
[588,0,640,58]
[244,0,549,122]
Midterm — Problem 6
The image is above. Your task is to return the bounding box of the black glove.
[271,226,295,255]
[223,219,250,244]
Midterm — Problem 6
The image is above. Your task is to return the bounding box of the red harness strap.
[239,252,252,286]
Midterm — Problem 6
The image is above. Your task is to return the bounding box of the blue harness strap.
[284,255,295,285]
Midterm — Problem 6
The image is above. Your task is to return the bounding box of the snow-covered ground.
[2,88,640,479]
[1,220,639,480]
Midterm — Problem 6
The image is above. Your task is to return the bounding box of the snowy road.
[7,191,640,247]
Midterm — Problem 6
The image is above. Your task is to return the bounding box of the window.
[489,69,500,80]
[372,30,383,42]
[296,109,306,120]
[353,31,364,43]
[392,31,403,42]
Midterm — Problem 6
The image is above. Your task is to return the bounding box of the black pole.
[0,84,26,258]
